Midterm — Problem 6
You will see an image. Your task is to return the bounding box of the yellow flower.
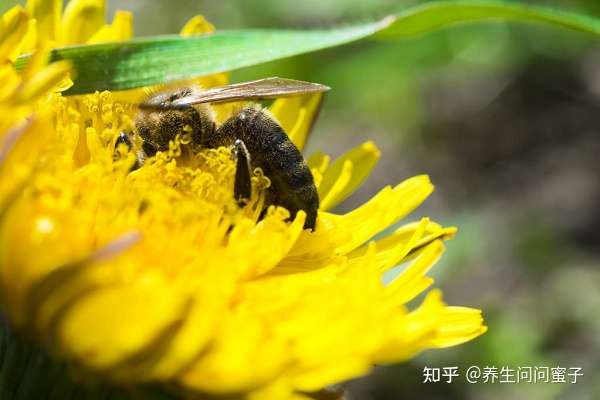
[25,0,131,47]
[0,1,487,399]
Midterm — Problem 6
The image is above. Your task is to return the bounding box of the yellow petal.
[270,92,323,150]
[26,0,62,42]
[16,44,72,101]
[332,175,435,255]
[318,141,380,211]
[180,15,215,36]
[428,307,488,348]
[87,10,133,44]
[292,358,371,392]
[60,0,105,45]
[15,60,71,104]
[375,289,447,363]
[30,259,115,345]
[19,43,51,81]
[284,175,434,270]
[385,240,444,305]
[0,6,30,61]
[114,294,226,381]
[0,195,89,328]
[227,211,306,278]
[0,114,52,214]
[179,310,289,393]
[306,151,329,189]
[18,18,38,54]
[307,151,330,174]
[319,159,352,211]
[0,64,21,104]
[391,221,457,251]
[348,219,456,271]
[349,217,429,273]
[57,279,187,370]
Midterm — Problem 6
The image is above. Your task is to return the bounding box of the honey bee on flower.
[126,77,329,230]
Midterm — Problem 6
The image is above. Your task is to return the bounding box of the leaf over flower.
[14,0,600,95]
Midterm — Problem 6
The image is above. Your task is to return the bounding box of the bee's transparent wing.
[167,77,330,107]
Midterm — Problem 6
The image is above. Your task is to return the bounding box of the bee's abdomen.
[213,107,319,230]
[261,130,319,230]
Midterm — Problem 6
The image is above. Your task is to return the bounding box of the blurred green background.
[3,0,600,399]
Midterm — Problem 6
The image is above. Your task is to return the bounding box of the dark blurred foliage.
[1,0,599,399]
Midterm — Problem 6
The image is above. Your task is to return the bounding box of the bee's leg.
[233,139,252,207]
[115,132,132,150]
[114,132,141,171]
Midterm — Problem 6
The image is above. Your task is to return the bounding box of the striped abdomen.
[206,106,319,230]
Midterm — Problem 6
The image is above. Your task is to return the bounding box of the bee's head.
[136,87,215,155]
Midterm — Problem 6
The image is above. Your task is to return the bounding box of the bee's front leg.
[114,132,142,171]
[232,139,252,207]
[114,132,132,153]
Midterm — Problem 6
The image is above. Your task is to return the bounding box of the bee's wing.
[170,77,330,107]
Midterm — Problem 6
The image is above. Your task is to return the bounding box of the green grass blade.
[13,0,599,95]
[15,20,392,95]
[377,0,599,38]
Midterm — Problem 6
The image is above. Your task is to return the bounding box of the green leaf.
[14,0,600,95]
[375,0,600,38]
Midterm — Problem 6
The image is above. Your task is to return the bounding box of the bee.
[116,77,329,230]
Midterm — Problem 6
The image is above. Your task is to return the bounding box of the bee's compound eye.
[142,141,158,157]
